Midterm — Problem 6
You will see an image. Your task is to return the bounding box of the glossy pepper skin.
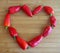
[42,26,52,37]
[8,6,21,14]
[8,27,18,38]
[32,5,43,15]
[28,35,43,47]
[50,16,56,27]
[22,4,32,17]
[4,13,10,29]
[43,6,54,15]
[16,36,28,50]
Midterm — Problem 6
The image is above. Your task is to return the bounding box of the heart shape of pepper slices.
[3,4,56,50]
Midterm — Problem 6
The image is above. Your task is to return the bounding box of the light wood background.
[0,0,60,53]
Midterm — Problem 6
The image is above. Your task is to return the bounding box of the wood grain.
[0,0,60,53]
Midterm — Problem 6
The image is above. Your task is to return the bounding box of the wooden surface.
[0,0,60,53]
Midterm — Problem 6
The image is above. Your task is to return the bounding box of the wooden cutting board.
[0,0,60,53]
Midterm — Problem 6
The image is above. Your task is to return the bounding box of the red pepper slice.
[22,4,32,17]
[16,36,28,50]
[28,35,43,47]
